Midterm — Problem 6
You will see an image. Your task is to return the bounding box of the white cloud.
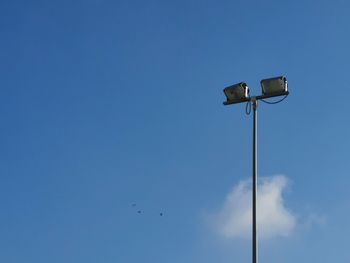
[214,175,296,239]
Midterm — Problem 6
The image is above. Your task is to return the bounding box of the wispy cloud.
[212,175,296,239]
[303,213,327,228]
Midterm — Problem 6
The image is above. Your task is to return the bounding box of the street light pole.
[252,98,258,263]
[222,76,289,263]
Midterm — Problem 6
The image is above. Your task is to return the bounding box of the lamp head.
[260,76,288,96]
[223,82,250,105]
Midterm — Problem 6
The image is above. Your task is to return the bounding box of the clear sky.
[1,0,350,262]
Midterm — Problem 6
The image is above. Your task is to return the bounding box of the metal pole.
[252,98,258,263]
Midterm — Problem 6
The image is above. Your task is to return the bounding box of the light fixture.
[223,82,250,105]
[260,76,288,96]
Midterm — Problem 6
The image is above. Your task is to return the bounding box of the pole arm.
[223,91,289,106]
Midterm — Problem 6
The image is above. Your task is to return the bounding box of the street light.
[223,82,250,104]
[261,76,288,96]
[222,76,289,263]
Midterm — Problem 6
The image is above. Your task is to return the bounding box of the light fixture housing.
[223,82,250,105]
[260,76,288,96]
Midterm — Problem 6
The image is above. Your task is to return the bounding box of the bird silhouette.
[131,203,164,217]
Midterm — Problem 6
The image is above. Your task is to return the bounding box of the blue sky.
[1,0,350,262]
